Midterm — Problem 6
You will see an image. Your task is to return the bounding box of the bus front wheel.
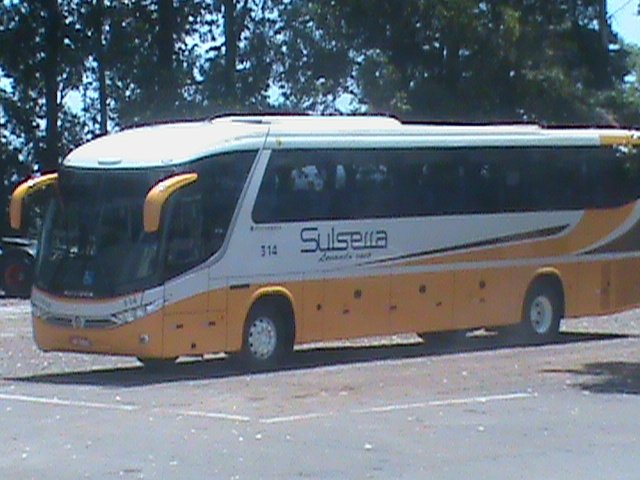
[242,301,293,369]
[518,281,563,342]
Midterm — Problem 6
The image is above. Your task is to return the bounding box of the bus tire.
[242,300,294,369]
[1,252,34,298]
[518,280,563,342]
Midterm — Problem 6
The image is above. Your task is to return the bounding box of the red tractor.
[0,237,36,298]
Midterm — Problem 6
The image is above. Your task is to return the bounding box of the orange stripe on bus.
[399,201,637,267]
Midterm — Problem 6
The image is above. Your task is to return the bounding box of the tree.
[274,0,356,112]
[101,0,197,126]
[0,0,86,172]
[0,114,26,236]
[191,0,281,113]
[85,0,108,134]
[282,0,637,124]
[597,43,640,126]
[41,0,63,172]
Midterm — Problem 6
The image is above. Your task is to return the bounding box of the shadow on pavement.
[543,361,640,395]
[6,330,630,388]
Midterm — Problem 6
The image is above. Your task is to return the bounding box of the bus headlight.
[112,299,163,325]
[31,302,48,320]
[113,308,140,324]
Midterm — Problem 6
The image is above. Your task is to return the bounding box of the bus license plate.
[70,336,92,348]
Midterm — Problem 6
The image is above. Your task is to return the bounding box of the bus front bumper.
[32,312,165,358]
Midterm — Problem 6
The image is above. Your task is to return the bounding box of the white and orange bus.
[10,115,640,367]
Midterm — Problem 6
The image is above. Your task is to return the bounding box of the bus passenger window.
[199,151,254,254]
[165,195,205,277]
[162,151,255,279]
[254,151,335,222]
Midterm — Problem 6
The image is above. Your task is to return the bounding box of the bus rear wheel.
[242,301,293,369]
[518,281,563,342]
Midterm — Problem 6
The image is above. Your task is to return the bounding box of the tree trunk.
[598,0,608,49]
[156,0,177,117]
[95,0,108,134]
[569,0,579,30]
[223,0,237,100]
[42,0,62,172]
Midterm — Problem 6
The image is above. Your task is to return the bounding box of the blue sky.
[609,0,640,45]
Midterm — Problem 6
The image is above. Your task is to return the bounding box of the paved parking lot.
[1,299,640,479]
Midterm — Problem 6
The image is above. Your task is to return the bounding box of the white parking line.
[177,410,251,422]
[0,391,535,423]
[259,412,334,424]
[354,392,536,414]
[0,393,250,422]
[428,392,535,406]
[258,392,536,424]
[0,393,138,411]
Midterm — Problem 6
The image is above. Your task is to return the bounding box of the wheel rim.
[529,295,553,334]
[247,316,278,360]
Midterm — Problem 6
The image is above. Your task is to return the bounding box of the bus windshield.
[36,168,170,298]
[35,151,256,298]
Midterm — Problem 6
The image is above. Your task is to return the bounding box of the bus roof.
[63,115,640,169]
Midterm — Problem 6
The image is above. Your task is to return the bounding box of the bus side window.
[253,163,286,222]
[466,159,494,213]
[286,164,316,221]
[326,162,349,219]
[254,151,336,222]
[417,161,437,215]
[163,151,255,279]
[328,160,358,219]
[389,154,422,217]
[427,155,464,215]
[165,194,205,278]
[605,149,640,206]
[353,160,391,218]
[201,152,254,252]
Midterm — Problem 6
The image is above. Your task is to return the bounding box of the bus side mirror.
[143,173,198,233]
[10,173,59,231]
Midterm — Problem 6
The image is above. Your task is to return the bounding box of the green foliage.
[92,0,202,126]
[0,0,88,170]
[190,0,281,113]
[283,0,639,123]
[271,0,358,112]
[597,44,640,126]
